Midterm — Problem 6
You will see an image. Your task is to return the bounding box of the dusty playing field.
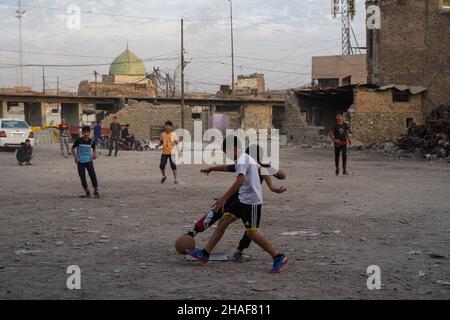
[0,145,449,300]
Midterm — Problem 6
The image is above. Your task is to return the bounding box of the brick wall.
[78,80,156,98]
[102,102,193,141]
[348,87,425,144]
[242,104,273,130]
[368,0,450,112]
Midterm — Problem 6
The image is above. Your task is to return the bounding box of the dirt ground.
[0,144,449,300]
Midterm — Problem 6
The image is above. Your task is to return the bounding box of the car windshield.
[1,120,29,129]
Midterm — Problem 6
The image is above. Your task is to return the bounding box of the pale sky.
[0,0,367,93]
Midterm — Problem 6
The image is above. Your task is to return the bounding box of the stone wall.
[367,0,450,112]
[102,102,193,141]
[78,80,156,98]
[242,104,273,131]
[348,87,425,144]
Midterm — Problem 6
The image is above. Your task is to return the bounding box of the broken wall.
[102,102,193,141]
[349,87,424,144]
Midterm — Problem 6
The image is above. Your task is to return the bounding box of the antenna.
[15,0,26,86]
[331,0,356,55]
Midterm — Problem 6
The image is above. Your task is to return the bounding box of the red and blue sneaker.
[269,254,288,273]
[185,248,209,265]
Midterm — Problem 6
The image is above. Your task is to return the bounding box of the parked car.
[0,118,34,150]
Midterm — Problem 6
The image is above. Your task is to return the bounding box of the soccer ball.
[175,235,195,255]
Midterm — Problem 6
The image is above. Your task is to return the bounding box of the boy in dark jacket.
[16,139,33,165]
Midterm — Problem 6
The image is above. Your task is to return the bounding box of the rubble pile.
[396,105,450,161]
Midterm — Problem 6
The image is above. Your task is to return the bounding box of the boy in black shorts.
[186,137,288,273]
[156,121,179,184]
[186,145,286,263]
[71,126,100,198]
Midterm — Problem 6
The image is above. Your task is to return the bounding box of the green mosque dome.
[109,48,147,76]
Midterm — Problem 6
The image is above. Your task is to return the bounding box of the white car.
[0,118,35,149]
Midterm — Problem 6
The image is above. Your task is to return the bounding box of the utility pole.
[165,73,169,98]
[153,67,159,98]
[42,67,45,94]
[181,18,185,129]
[94,70,98,96]
[228,0,235,91]
[56,76,59,95]
[16,0,25,87]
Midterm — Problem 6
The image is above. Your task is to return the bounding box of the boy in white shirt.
[186,136,288,273]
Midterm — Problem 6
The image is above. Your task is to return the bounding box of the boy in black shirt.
[72,126,100,198]
[329,113,351,175]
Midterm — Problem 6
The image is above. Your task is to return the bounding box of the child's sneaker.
[269,254,288,273]
[185,230,197,238]
[80,190,91,198]
[185,248,209,265]
[161,176,167,184]
[343,170,349,175]
[232,251,245,263]
[94,191,100,198]
[335,168,339,176]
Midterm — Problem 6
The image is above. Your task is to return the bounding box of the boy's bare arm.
[263,175,287,194]
[329,130,336,143]
[71,147,79,163]
[201,165,230,175]
[345,130,352,145]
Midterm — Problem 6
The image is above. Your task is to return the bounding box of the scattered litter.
[56,241,64,246]
[100,235,109,239]
[281,229,321,237]
[138,263,147,269]
[406,251,421,255]
[88,216,95,220]
[113,268,121,273]
[429,253,447,259]
[14,250,43,255]
[69,209,76,212]
[251,286,277,292]
[418,271,425,277]
[113,247,119,250]
[245,280,257,284]
[333,230,341,234]
[436,280,450,286]
[186,253,228,261]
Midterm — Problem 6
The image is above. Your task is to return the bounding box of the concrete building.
[312,54,367,87]
[367,0,450,112]
[235,73,265,96]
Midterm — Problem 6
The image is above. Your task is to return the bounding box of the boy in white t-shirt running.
[186,136,288,273]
